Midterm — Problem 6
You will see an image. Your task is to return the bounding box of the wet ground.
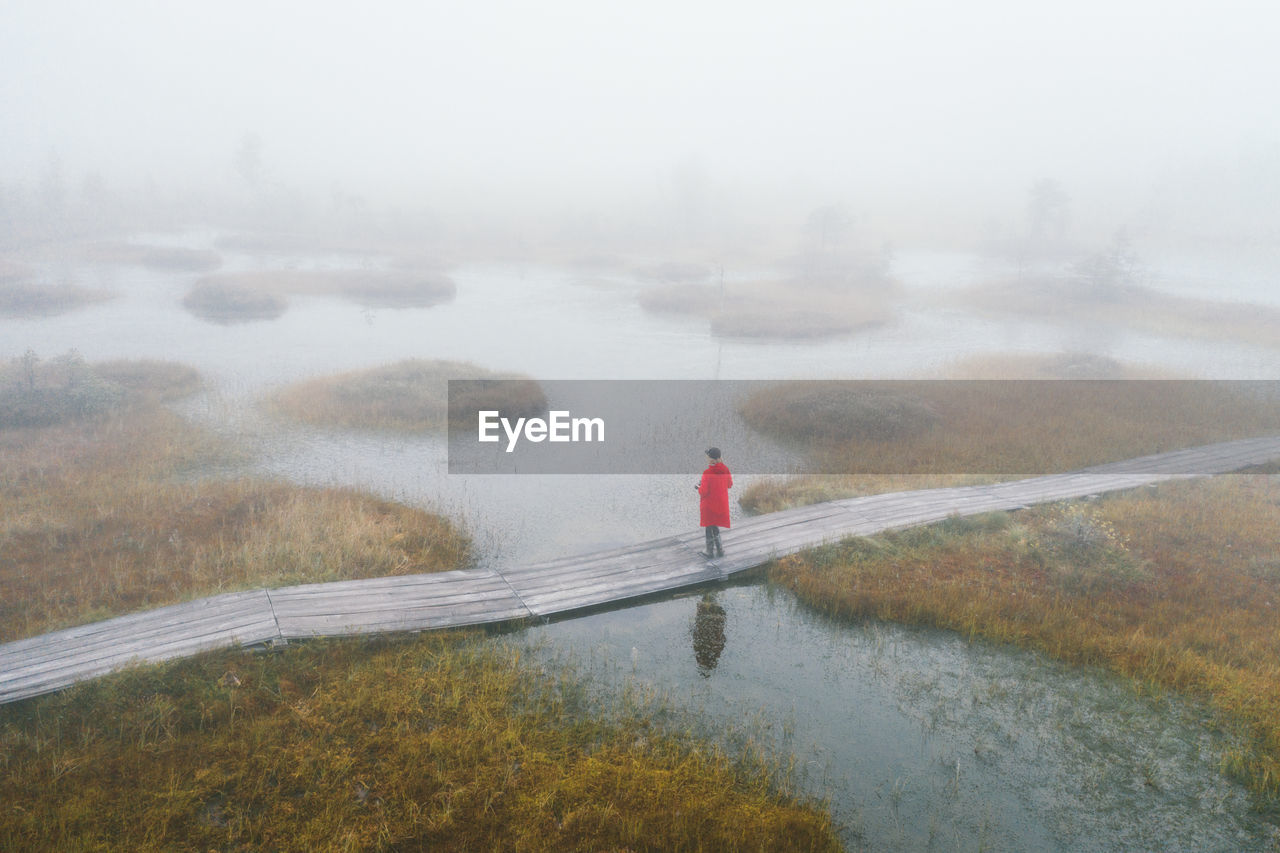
[4,231,1280,849]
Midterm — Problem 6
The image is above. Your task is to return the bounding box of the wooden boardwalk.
[3,435,1278,705]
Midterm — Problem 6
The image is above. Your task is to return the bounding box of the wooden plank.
[271,585,526,618]
[276,601,532,637]
[514,561,705,608]
[270,571,531,638]
[3,435,1278,705]
[267,573,513,609]
[508,536,690,574]
[0,590,271,655]
[0,614,281,703]
[0,615,281,686]
[524,564,724,617]
[0,592,277,674]
[504,541,715,588]
[260,567,505,598]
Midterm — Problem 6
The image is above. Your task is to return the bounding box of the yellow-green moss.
[0,633,841,851]
[769,475,1280,797]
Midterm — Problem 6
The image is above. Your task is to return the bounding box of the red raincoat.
[697,460,733,528]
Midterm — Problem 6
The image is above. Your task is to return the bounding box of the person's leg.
[711,526,724,557]
[703,526,716,557]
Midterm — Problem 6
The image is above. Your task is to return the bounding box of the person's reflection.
[691,592,727,677]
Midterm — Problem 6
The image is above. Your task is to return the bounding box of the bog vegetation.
[0,350,838,850]
[959,275,1280,349]
[638,277,894,340]
[738,376,1280,512]
[0,633,840,851]
[184,269,456,323]
[183,279,288,323]
[266,359,547,433]
[0,261,110,318]
[743,365,1280,799]
[0,352,470,641]
[82,241,223,272]
[769,474,1280,798]
[0,281,111,318]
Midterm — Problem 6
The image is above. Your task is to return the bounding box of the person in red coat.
[696,447,732,558]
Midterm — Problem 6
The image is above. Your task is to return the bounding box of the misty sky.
[4,0,1279,210]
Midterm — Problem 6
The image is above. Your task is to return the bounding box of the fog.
[5,0,1280,250]
[5,7,1280,847]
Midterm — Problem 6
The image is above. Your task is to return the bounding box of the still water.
[4,232,1279,849]
[520,584,1277,850]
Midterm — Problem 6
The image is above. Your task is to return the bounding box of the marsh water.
[4,231,1280,848]
[521,585,1274,851]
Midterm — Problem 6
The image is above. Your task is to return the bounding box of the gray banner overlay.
[447,380,1280,475]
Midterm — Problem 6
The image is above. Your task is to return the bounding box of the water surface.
[4,232,1280,848]
[521,584,1279,851]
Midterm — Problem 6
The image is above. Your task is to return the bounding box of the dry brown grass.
[195,268,456,309]
[637,282,722,314]
[738,379,1280,512]
[266,360,546,433]
[938,351,1177,379]
[0,405,471,643]
[960,276,1280,349]
[0,358,837,851]
[81,241,223,272]
[639,278,894,340]
[0,632,841,851]
[182,279,288,323]
[634,260,713,283]
[214,231,447,263]
[0,351,197,430]
[0,258,32,283]
[0,281,112,318]
[91,359,202,402]
[769,474,1280,796]
[741,473,999,515]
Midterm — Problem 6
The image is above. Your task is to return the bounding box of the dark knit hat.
[705,447,721,459]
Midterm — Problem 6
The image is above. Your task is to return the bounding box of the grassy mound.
[0,364,471,641]
[939,351,1171,379]
[737,379,1280,511]
[193,269,456,312]
[267,359,547,433]
[639,278,893,340]
[82,241,223,272]
[769,474,1280,798]
[740,382,939,445]
[91,358,202,402]
[0,632,840,851]
[637,282,722,314]
[0,281,112,318]
[959,276,1280,349]
[634,260,713,283]
[182,280,288,323]
[2,255,111,317]
[0,351,196,429]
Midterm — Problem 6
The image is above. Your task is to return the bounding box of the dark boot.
[701,527,717,558]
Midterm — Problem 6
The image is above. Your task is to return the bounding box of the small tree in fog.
[668,156,710,239]
[20,349,39,390]
[801,204,852,285]
[1027,178,1070,243]
[234,133,265,187]
[1071,229,1141,299]
[804,204,851,255]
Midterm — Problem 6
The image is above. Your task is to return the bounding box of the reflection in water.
[7,236,1280,849]
[691,592,727,676]
[523,584,1280,852]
